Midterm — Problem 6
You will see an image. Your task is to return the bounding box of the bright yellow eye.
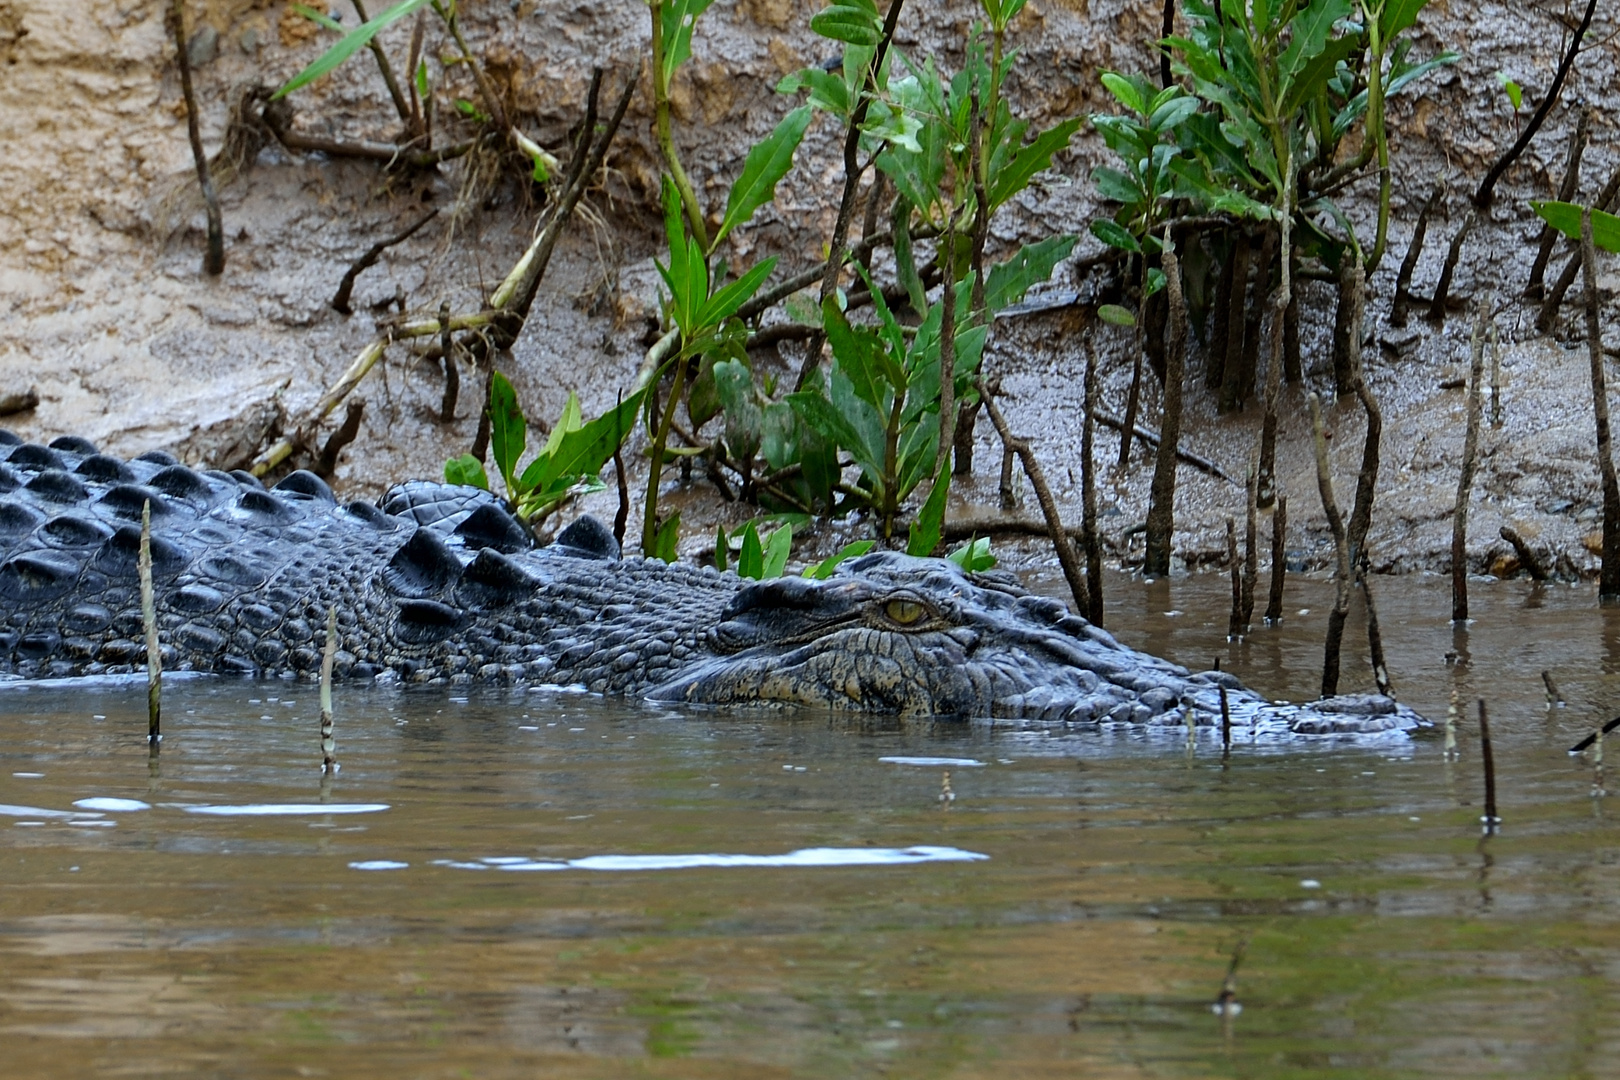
[885,599,926,625]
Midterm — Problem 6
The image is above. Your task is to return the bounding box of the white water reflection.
[427,846,988,872]
[879,756,986,767]
[174,803,390,816]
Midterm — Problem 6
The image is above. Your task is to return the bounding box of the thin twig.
[979,381,1088,614]
[168,0,223,275]
[331,208,438,315]
[1473,0,1598,208]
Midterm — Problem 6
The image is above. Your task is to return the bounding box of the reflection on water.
[2,572,1620,1077]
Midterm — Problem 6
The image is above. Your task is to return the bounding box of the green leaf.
[947,536,997,572]
[988,117,1082,210]
[821,297,888,408]
[543,392,584,456]
[714,524,728,572]
[1089,218,1141,253]
[714,105,812,250]
[1496,72,1522,110]
[789,385,884,481]
[1276,0,1352,104]
[443,453,489,489]
[659,0,718,88]
[488,371,526,494]
[415,59,429,100]
[1379,0,1430,39]
[892,196,927,314]
[762,523,793,578]
[1098,303,1136,327]
[651,512,681,564]
[906,471,949,557]
[1530,201,1620,254]
[454,99,490,123]
[1099,71,1146,116]
[810,3,883,46]
[737,522,765,579]
[292,4,343,31]
[700,257,778,329]
[519,387,648,493]
[1091,165,1145,205]
[804,539,876,579]
[984,235,1078,313]
[274,0,434,99]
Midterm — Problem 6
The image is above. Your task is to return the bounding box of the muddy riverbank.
[3,0,1620,578]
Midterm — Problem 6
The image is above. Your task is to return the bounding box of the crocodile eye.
[884,599,926,625]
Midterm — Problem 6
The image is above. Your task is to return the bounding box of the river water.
[2,571,1617,1078]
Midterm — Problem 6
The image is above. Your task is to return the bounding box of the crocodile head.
[648,550,1216,723]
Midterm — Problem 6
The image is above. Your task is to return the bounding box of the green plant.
[443,373,644,525]
[947,536,996,572]
[714,521,795,579]
[1533,201,1620,251]
[803,539,877,579]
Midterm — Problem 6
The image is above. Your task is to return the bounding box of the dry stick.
[497,72,636,329]
[979,384,1088,614]
[1219,683,1232,756]
[1082,340,1104,625]
[1473,0,1598,209]
[168,0,223,275]
[1144,231,1186,577]
[1258,164,1295,507]
[140,500,161,746]
[1527,108,1591,299]
[1536,163,1620,332]
[1228,227,1276,412]
[1360,554,1393,696]
[1283,283,1303,384]
[315,399,364,477]
[1489,318,1503,426]
[263,112,480,166]
[1583,208,1620,602]
[1117,296,1146,469]
[1500,526,1549,581]
[350,0,413,126]
[1309,393,1352,699]
[437,301,459,421]
[1390,182,1442,327]
[1094,410,1234,483]
[1425,211,1476,324]
[405,11,426,136]
[1478,700,1499,834]
[1452,307,1487,622]
[1215,936,1248,1015]
[319,606,337,771]
[1242,456,1259,633]
[1217,231,1252,410]
[1207,240,1235,390]
[1265,495,1288,624]
[1331,255,1365,395]
[795,0,908,391]
[1159,0,1176,87]
[1542,669,1566,708]
[331,208,438,315]
[1570,716,1620,754]
[1226,518,1242,640]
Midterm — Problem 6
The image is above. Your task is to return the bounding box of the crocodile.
[0,431,1427,738]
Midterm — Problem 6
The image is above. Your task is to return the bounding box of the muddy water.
[2,574,1619,1078]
